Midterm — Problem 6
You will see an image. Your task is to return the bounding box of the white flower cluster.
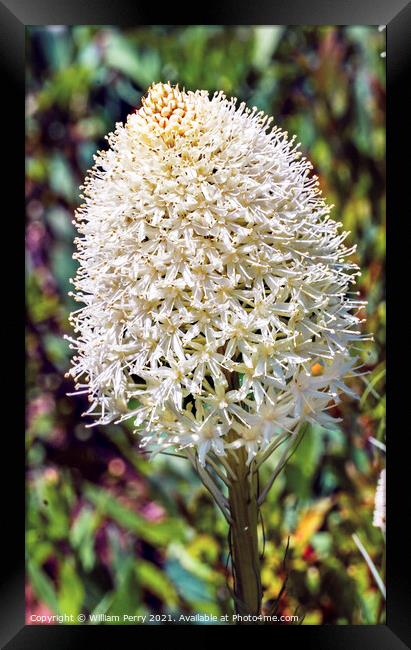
[373,469,386,533]
[68,82,366,467]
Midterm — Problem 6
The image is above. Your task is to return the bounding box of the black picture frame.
[4,0,410,646]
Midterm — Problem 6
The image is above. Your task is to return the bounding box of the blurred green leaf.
[50,243,77,298]
[46,207,74,241]
[70,506,99,571]
[58,558,85,618]
[320,559,359,620]
[136,559,178,608]
[37,64,94,110]
[253,26,284,69]
[43,333,70,370]
[285,426,323,499]
[28,561,60,614]
[84,483,185,546]
[107,559,142,619]
[105,33,161,87]
[49,154,78,203]
[166,558,213,603]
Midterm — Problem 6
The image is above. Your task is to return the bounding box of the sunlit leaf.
[293,498,332,547]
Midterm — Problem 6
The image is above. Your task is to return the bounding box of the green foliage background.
[26,25,386,625]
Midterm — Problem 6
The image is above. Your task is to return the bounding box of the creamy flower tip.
[68,82,367,467]
[373,469,386,533]
[137,82,197,144]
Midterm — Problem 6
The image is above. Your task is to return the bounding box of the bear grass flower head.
[67,82,366,467]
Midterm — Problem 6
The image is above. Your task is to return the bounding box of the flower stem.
[228,448,262,621]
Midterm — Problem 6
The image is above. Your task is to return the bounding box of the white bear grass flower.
[67,82,368,618]
[373,468,386,534]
